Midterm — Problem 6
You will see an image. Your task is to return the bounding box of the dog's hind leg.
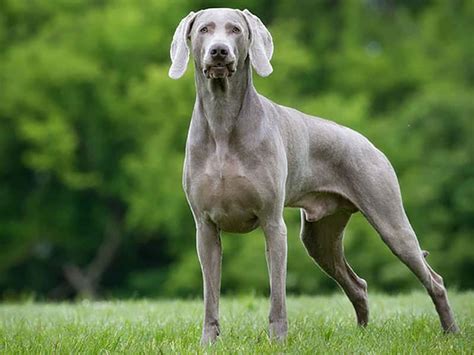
[362,202,459,333]
[300,210,369,326]
[352,160,460,333]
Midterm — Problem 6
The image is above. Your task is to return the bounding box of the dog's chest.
[185,146,269,233]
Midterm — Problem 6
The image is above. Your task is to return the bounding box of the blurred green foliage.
[0,0,472,299]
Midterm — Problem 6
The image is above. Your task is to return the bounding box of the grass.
[0,292,472,354]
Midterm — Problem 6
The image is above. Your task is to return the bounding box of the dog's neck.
[194,58,257,139]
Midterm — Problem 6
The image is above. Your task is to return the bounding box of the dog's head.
[168,8,273,80]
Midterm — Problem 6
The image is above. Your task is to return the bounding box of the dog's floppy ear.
[241,9,273,77]
[169,11,197,79]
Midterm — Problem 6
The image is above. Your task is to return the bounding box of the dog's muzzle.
[203,43,236,79]
[203,63,236,79]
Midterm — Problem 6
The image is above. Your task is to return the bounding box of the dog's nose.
[209,44,229,60]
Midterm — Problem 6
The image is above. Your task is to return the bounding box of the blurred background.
[0,0,472,300]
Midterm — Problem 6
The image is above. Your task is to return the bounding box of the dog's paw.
[269,319,288,342]
[200,323,220,346]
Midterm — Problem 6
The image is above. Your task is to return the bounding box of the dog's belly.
[190,167,262,233]
[290,191,358,222]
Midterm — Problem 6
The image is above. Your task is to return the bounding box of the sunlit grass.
[0,292,472,353]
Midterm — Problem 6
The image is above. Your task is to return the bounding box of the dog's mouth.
[203,62,236,79]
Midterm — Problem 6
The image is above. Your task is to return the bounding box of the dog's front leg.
[262,218,288,341]
[196,221,222,345]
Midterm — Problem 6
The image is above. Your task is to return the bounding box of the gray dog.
[169,8,459,344]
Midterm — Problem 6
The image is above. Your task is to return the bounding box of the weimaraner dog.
[169,8,459,344]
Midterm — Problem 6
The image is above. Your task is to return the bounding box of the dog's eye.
[232,26,241,34]
[200,26,208,33]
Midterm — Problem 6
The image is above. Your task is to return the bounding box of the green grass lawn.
[0,292,472,353]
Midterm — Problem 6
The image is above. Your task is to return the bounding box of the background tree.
[0,0,472,299]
